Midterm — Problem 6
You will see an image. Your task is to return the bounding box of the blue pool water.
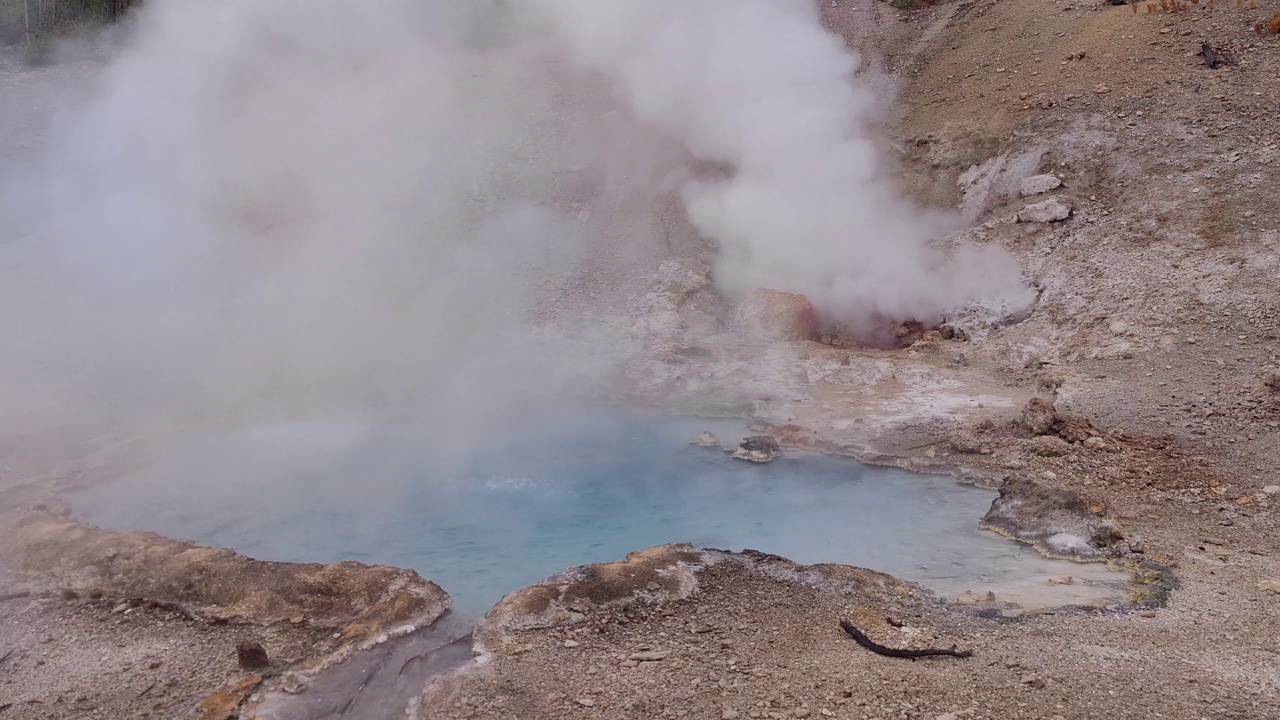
[71,407,1105,616]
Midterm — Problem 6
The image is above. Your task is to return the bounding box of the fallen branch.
[839,620,973,660]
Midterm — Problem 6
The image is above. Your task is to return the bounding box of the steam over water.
[72,409,1118,616]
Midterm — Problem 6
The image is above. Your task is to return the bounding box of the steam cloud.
[523,0,1030,327]
[0,0,1028,442]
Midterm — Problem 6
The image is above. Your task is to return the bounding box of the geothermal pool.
[72,408,1122,616]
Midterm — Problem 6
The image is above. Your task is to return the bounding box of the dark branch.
[839,620,973,660]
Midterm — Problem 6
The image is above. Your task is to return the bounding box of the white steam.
[0,0,1029,443]
[523,0,1030,327]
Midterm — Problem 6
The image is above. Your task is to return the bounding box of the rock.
[1057,417,1100,444]
[236,640,270,670]
[794,710,811,718]
[723,711,741,720]
[1031,436,1071,457]
[1017,198,1072,223]
[697,432,721,449]
[1020,397,1058,436]
[628,651,670,662]
[949,432,988,455]
[979,476,1125,561]
[1021,673,1047,689]
[1082,436,1111,452]
[563,639,580,648]
[1019,174,1063,197]
[733,436,782,464]
[731,288,819,341]
[1262,486,1280,496]
[1263,368,1280,391]
[112,603,129,614]
[1259,579,1280,594]
[576,698,596,707]
[279,673,308,694]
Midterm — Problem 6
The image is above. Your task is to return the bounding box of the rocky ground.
[3,0,1280,718]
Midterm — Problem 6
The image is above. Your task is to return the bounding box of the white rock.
[1019,174,1063,197]
[1018,198,1073,223]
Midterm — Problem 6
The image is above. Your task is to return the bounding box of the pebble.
[1258,579,1280,594]
[1017,198,1073,223]
[576,698,596,707]
[1019,174,1063,197]
[1021,673,1047,689]
[1262,486,1280,495]
[629,651,670,662]
[723,711,740,720]
[563,639,580,648]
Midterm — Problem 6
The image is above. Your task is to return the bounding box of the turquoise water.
[71,408,1063,616]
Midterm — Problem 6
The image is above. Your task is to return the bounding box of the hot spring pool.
[71,408,1123,616]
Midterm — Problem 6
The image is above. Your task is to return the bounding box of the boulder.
[695,432,721,449]
[1017,198,1072,223]
[1019,174,1063,197]
[731,289,819,342]
[732,436,782,463]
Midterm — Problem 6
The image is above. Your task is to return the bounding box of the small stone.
[236,640,270,670]
[1262,486,1280,496]
[924,448,937,458]
[1259,579,1280,594]
[1047,576,1074,585]
[733,436,782,464]
[646,582,661,592]
[563,639,580,648]
[949,432,987,455]
[1244,210,1256,218]
[629,651,670,662]
[936,714,961,720]
[112,603,129,614]
[1032,435,1071,457]
[723,711,741,720]
[289,616,305,625]
[1021,397,1059,435]
[794,710,811,718]
[577,698,596,707]
[1019,174,1062,197]
[147,659,162,669]
[104,549,118,559]
[1021,673,1047,689]
[1017,198,1072,223]
[1082,436,1110,452]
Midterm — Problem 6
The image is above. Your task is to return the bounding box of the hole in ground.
[69,406,1122,617]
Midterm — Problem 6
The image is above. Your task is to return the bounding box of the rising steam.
[0,0,1028,441]
[522,0,1031,328]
